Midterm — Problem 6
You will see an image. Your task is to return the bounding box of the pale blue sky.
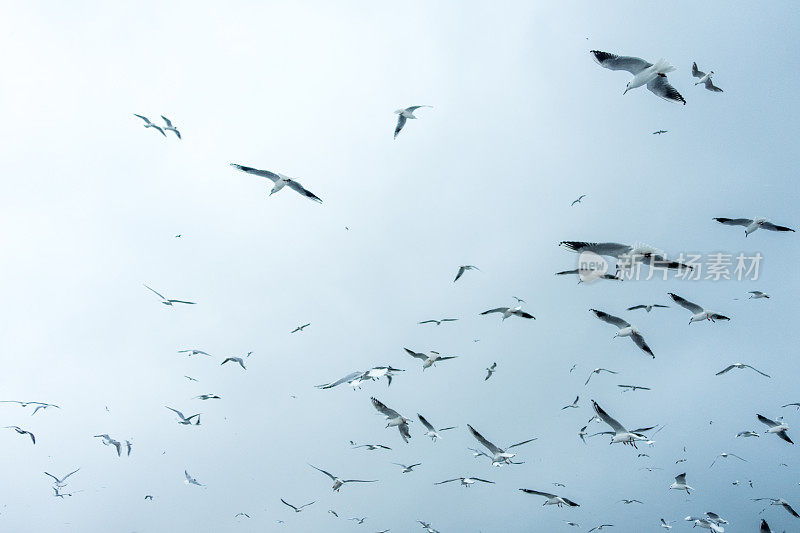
[0,1,799,531]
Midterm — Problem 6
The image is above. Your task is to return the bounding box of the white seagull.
[590,309,654,358]
[713,217,794,237]
[165,407,201,425]
[184,470,203,486]
[178,349,211,357]
[404,348,457,370]
[590,50,686,104]
[555,268,622,283]
[160,115,181,138]
[230,163,322,203]
[685,517,723,532]
[394,105,431,139]
[417,414,456,442]
[518,489,580,507]
[280,499,316,512]
[748,291,770,299]
[709,452,747,468]
[5,426,35,444]
[467,424,536,466]
[485,362,497,381]
[585,368,618,386]
[435,476,494,487]
[668,293,730,324]
[316,371,364,389]
[364,366,405,386]
[371,397,411,443]
[660,518,674,529]
[392,462,421,473]
[591,401,649,447]
[757,414,793,444]
[453,265,479,282]
[143,284,195,306]
[418,318,458,326]
[751,497,799,518]
[93,434,121,456]
[669,473,694,494]
[44,468,80,488]
[571,194,586,206]
[691,62,723,92]
[627,304,669,313]
[133,114,166,136]
[309,464,377,492]
[715,363,770,378]
[737,430,760,438]
[562,396,579,410]
[221,357,246,370]
[480,305,535,321]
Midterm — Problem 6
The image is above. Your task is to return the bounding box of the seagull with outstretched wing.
[590,50,685,104]
[394,105,431,139]
[668,293,730,324]
[590,309,654,358]
[230,163,322,203]
[713,216,794,237]
[715,363,770,378]
[371,397,411,443]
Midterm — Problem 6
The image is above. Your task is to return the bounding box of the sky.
[0,1,799,531]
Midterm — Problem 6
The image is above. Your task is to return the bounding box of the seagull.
[160,115,181,138]
[660,518,674,529]
[653,130,668,135]
[559,241,692,271]
[316,371,365,389]
[564,521,581,527]
[752,498,800,518]
[221,357,246,369]
[562,396,579,410]
[453,265,479,282]
[435,477,494,487]
[748,291,770,299]
[518,489,579,507]
[512,296,526,303]
[392,463,421,473]
[418,521,440,533]
[234,513,250,518]
[585,368,618,386]
[757,414,793,443]
[349,517,367,524]
[590,50,686,104]
[230,163,322,203]
[184,470,203,486]
[587,526,614,532]
[133,114,166,136]
[571,195,586,206]
[29,402,59,415]
[44,468,80,488]
[393,105,431,139]
[668,293,730,324]
[618,499,643,504]
[404,348,457,370]
[685,517,724,532]
[715,363,770,378]
[93,434,122,455]
[125,440,132,456]
[351,443,391,451]
[713,217,795,237]
[691,63,723,92]
[591,401,649,447]
[709,452,747,468]
[485,362,497,381]
[144,495,154,500]
[418,318,458,326]
[371,397,411,442]
[291,323,311,333]
[782,402,800,410]
[184,376,199,382]
[178,349,211,357]
[328,509,339,517]
[627,304,669,313]
[308,464,377,492]
[5,426,35,444]
[363,366,405,386]
[590,309,654,358]
[578,425,588,444]
[165,407,201,425]
[143,285,195,306]
[467,424,536,466]
[555,268,622,283]
[617,385,651,392]
[52,487,82,498]
[669,473,694,494]
[704,512,728,525]
[280,499,315,512]
[736,430,760,438]
[193,394,221,400]
[418,414,456,442]
[480,306,535,320]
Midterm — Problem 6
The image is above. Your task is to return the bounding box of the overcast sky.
[1,1,799,532]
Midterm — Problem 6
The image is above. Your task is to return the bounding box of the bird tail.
[652,58,676,74]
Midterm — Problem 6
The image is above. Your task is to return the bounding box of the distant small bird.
[184,470,203,486]
[351,443,391,451]
[165,407,201,425]
[652,130,668,135]
[660,518,674,529]
[234,513,250,518]
[627,304,669,313]
[221,357,246,370]
[280,499,316,512]
[404,348,458,370]
[178,349,211,357]
[587,526,614,532]
[5,426,35,444]
[93,434,122,455]
[619,499,643,504]
[392,462,421,473]
[349,517,367,524]
[480,306,535,321]
[485,362,497,381]
[691,62,723,92]
[133,114,166,136]
[453,265,480,282]
[291,323,311,333]
[44,468,80,487]
[617,385,651,392]
[518,488,580,507]
[585,368,618,386]
[418,318,458,326]
[328,509,339,517]
[160,115,181,138]
[193,394,221,400]
[144,495,154,500]
[418,413,456,442]
[709,452,747,468]
[715,363,770,378]
[435,476,494,487]
[713,217,795,237]
[143,285,195,306]
[308,464,377,492]
[184,376,199,382]
[393,105,432,139]
[751,497,799,518]
[748,291,770,299]
[230,163,322,203]
[561,396,579,410]
[125,440,132,456]
[570,195,586,206]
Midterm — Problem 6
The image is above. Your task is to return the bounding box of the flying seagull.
[165,407,201,425]
[587,526,615,532]
[5,426,35,444]
[280,499,316,512]
[316,371,364,389]
[184,470,203,486]
[715,363,770,378]
[752,498,799,518]
[230,163,322,203]
[418,318,458,326]
[363,366,405,386]
[660,519,674,529]
[291,323,311,333]
[221,357,246,369]
[555,268,622,283]
[585,368,618,386]
[44,468,80,487]
[453,265,479,282]
[590,309,654,358]
[392,463,421,473]
[653,130,668,135]
[133,114,166,136]
[668,293,730,324]
[618,499,643,505]
[691,62,723,92]
[669,473,694,494]
[393,105,431,139]
[559,241,692,271]
[590,50,686,104]
[178,349,211,357]
[709,452,747,468]
[435,477,494,487]
[627,304,669,313]
[371,397,411,442]
[748,291,770,299]
[561,396,579,410]
[713,217,794,237]
[485,362,497,381]
[685,517,723,532]
[467,424,536,466]
[736,430,760,438]
[234,513,250,518]
[143,284,195,306]
[757,414,793,443]
[417,414,456,442]
[193,394,221,400]
[480,305,535,320]
[518,489,579,507]
[308,464,377,492]
[591,400,649,447]
[404,348,457,370]
[350,443,391,451]
[160,115,181,138]
[93,434,122,456]
[571,195,586,206]
[618,385,651,392]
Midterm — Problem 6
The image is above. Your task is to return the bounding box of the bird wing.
[167,300,196,305]
[62,468,80,481]
[709,313,730,321]
[781,501,799,517]
[691,62,705,78]
[341,479,377,483]
[713,217,752,227]
[473,478,494,483]
[394,114,407,139]
[286,180,323,203]
[405,105,431,112]
[519,488,556,498]
[590,51,651,74]
[630,332,654,357]
[511,309,535,319]
[153,125,166,136]
[675,473,686,483]
[653,304,670,308]
[418,320,437,324]
[417,414,435,432]
[703,78,723,92]
[590,309,630,329]
[309,464,336,481]
[758,414,778,427]
[562,498,580,507]
[133,114,152,124]
[646,75,686,105]
[398,422,411,442]
[667,293,704,313]
[592,401,627,434]
[434,478,459,485]
[555,269,579,275]
[44,472,60,482]
[371,397,401,419]
[281,499,299,511]
[404,348,428,360]
[480,308,509,315]
[627,305,646,311]
[143,284,166,300]
[160,115,173,128]
[467,424,502,454]
[760,519,772,532]
[744,365,771,377]
[760,222,795,232]
[777,430,794,444]
[316,371,363,389]
[434,355,458,362]
[508,437,537,449]
[229,163,281,183]
[559,241,632,258]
